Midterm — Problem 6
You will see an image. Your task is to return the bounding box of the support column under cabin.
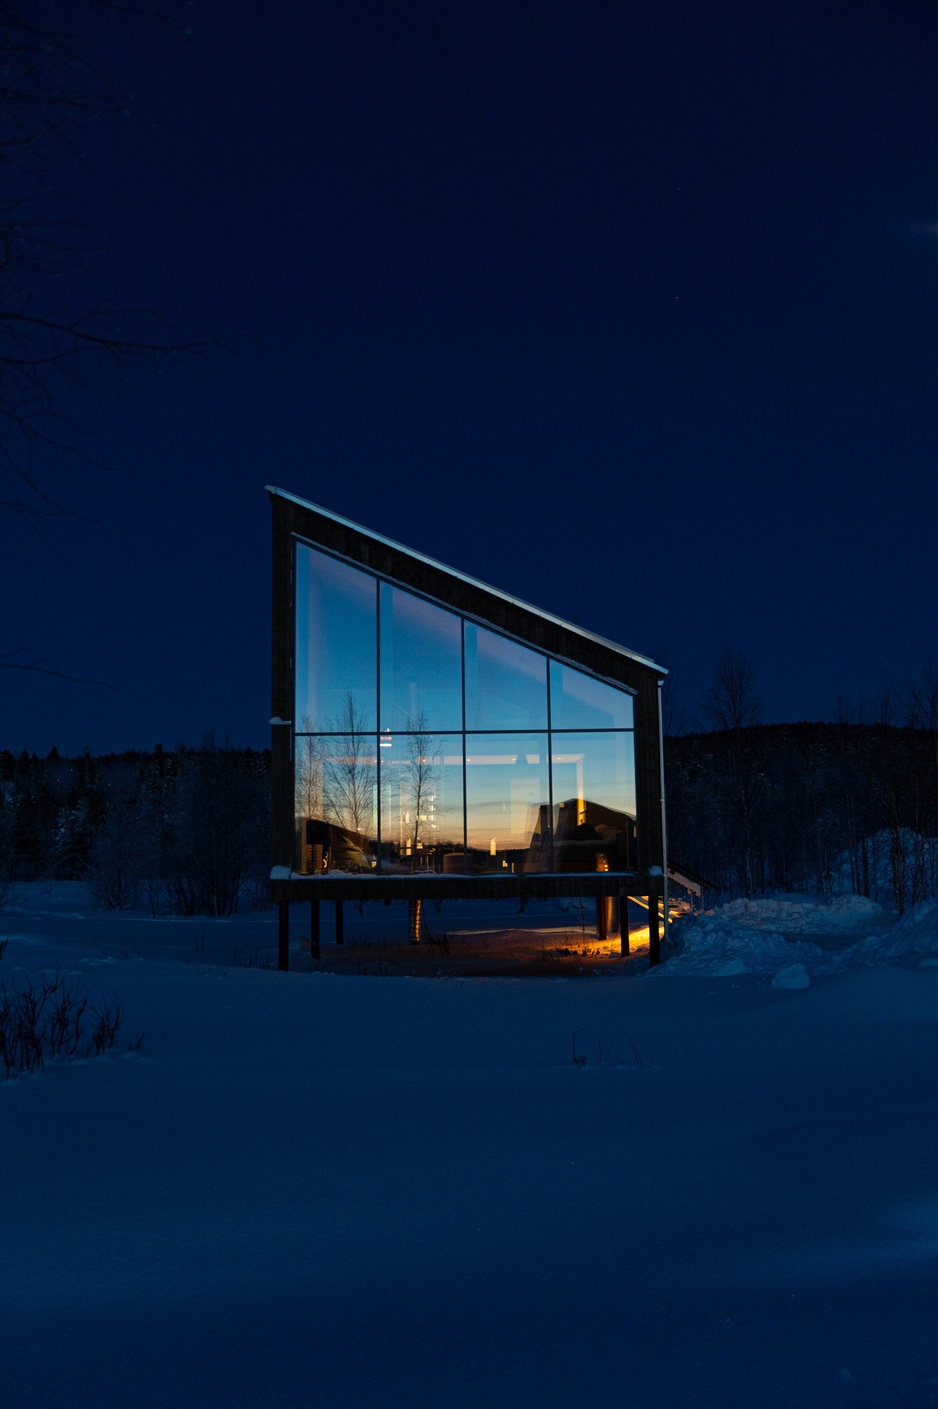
[596,894,618,944]
[278,898,290,971]
[648,894,660,967]
[309,898,320,959]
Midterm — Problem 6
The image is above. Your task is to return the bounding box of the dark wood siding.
[270,495,295,867]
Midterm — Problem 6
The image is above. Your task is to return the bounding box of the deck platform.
[270,869,664,904]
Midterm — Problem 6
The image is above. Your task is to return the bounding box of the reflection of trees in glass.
[296,718,323,825]
[401,713,441,865]
[322,695,375,837]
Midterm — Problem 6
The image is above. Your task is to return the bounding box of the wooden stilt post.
[619,899,630,956]
[309,898,320,960]
[278,898,290,972]
[595,896,608,944]
[335,899,344,946]
[648,894,660,968]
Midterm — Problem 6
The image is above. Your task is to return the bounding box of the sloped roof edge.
[267,485,667,677]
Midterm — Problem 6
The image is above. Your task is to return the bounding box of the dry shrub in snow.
[0,968,129,1080]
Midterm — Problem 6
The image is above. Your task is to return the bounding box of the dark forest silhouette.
[667,718,938,911]
[4,715,938,917]
[0,742,269,916]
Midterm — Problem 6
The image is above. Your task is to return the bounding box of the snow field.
[2,888,938,1407]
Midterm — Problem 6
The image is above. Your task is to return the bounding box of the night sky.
[5,0,937,756]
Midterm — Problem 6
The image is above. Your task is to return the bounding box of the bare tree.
[166,742,266,918]
[905,663,938,773]
[700,649,763,734]
[294,724,324,872]
[322,695,375,840]
[0,2,212,696]
[401,712,441,868]
[0,2,206,534]
[0,2,213,701]
[699,649,765,898]
[296,722,323,826]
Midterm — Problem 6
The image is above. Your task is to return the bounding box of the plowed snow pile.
[661,893,938,981]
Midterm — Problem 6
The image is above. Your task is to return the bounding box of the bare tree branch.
[0,1,215,526]
[0,646,119,690]
[0,3,214,693]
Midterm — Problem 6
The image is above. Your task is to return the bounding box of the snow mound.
[719,893,884,935]
[772,963,810,990]
[659,910,833,978]
[836,898,938,969]
[659,895,938,980]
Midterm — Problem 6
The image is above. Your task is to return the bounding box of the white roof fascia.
[267,485,667,677]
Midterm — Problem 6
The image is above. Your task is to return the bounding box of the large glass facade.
[379,733,465,873]
[294,733,378,873]
[293,541,638,875]
[549,660,634,730]
[551,732,637,873]
[379,583,462,732]
[464,624,548,730]
[465,734,549,873]
[296,545,376,731]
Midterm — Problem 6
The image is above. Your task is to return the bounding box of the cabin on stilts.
[267,486,669,970]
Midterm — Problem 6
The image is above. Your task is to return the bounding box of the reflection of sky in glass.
[293,542,645,873]
[379,584,462,732]
[379,733,464,855]
[551,732,636,818]
[295,545,376,731]
[549,661,634,729]
[464,625,547,730]
[465,733,548,850]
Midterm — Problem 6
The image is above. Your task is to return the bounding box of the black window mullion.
[375,577,382,873]
[545,654,554,872]
[460,617,468,865]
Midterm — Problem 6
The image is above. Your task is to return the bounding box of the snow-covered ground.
[3,883,938,1408]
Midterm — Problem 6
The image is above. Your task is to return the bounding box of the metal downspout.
[658,680,669,955]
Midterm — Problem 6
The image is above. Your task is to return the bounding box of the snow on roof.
[266,485,667,676]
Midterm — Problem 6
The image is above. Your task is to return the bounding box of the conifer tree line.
[666,657,938,911]
[0,743,270,915]
[5,662,938,917]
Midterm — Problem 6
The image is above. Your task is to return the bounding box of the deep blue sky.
[5,0,937,754]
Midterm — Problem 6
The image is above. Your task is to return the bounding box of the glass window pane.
[379,732,465,874]
[295,544,377,732]
[294,734,377,873]
[379,583,463,732]
[465,733,549,873]
[551,732,637,872]
[549,660,634,729]
[464,625,547,731]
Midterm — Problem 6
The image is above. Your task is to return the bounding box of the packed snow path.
[3,889,938,1408]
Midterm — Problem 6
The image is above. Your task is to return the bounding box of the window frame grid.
[292,537,638,875]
